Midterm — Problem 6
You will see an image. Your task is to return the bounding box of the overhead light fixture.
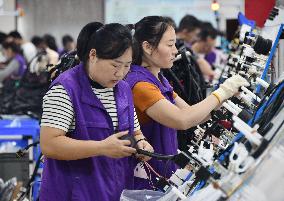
[211,0,220,11]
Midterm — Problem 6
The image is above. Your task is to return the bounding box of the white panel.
[18,0,103,48]
[0,0,16,33]
[105,0,215,25]
[105,0,244,31]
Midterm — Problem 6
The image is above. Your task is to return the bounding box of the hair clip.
[131,28,135,36]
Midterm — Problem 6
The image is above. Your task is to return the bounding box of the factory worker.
[40,22,153,201]
[0,41,26,85]
[125,16,249,190]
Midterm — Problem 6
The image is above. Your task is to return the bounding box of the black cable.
[162,69,188,102]
[256,89,284,134]
[25,141,39,150]
[136,149,176,161]
[47,50,79,83]
[251,79,284,125]
[163,159,172,178]
[163,49,205,105]
[163,49,206,152]
[181,51,205,103]
[16,141,40,158]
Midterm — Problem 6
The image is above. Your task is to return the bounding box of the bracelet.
[135,138,147,144]
[212,92,221,104]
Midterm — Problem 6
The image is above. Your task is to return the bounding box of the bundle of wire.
[251,79,284,134]
[137,149,176,161]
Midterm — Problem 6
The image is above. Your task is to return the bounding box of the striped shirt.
[41,84,140,133]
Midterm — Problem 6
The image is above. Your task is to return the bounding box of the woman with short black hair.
[40,22,153,201]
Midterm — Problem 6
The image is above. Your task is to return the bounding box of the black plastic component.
[237,109,253,122]
[119,135,137,148]
[195,166,211,181]
[16,141,40,158]
[270,9,279,16]
[211,110,229,121]
[156,177,171,192]
[211,172,221,180]
[245,56,255,63]
[254,36,272,55]
[204,123,223,138]
[258,122,273,136]
[252,139,269,159]
[272,7,279,12]
[232,57,239,63]
[16,149,26,158]
[173,152,192,168]
[268,16,275,20]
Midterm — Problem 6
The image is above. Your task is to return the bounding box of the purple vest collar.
[127,65,173,94]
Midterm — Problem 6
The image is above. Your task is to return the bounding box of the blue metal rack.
[0,118,41,201]
[0,118,40,159]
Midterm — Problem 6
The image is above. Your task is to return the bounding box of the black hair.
[0,32,7,44]
[163,16,177,31]
[77,22,133,64]
[2,41,22,54]
[177,15,201,33]
[132,16,173,65]
[62,35,74,47]
[198,22,222,41]
[8,31,22,39]
[43,34,58,52]
[31,36,44,47]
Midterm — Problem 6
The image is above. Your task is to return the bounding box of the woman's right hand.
[212,74,250,103]
[101,131,137,158]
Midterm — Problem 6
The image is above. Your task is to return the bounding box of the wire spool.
[253,36,272,56]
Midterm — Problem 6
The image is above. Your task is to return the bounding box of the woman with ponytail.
[39,22,153,201]
[125,16,249,190]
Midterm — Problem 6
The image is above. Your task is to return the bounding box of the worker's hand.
[136,139,154,161]
[212,74,249,103]
[101,131,137,158]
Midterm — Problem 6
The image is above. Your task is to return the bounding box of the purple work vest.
[125,65,178,190]
[204,51,216,66]
[40,63,135,201]
[12,54,26,78]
